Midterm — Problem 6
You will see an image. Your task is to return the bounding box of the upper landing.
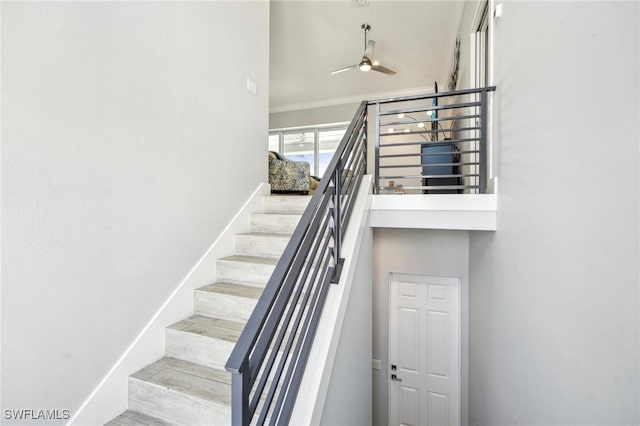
[369,193,496,231]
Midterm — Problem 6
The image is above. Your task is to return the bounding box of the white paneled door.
[389,274,460,426]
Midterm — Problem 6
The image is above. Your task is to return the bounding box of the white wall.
[270,103,359,130]
[1,1,269,422]
[469,2,639,425]
[372,228,470,426]
[320,220,372,426]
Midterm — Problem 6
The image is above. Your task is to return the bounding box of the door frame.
[387,272,462,426]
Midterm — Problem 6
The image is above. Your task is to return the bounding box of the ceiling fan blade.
[372,64,397,75]
[364,40,375,59]
[330,65,358,75]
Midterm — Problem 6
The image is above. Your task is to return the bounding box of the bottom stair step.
[128,357,231,425]
[106,410,173,426]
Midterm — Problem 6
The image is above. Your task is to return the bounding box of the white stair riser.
[194,291,257,323]
[262,196,311,213]
[128,378,229,426]
[251,214,301,234]
[235,234,290,258]
[216,260,275,287]
[165,329,236,370]
[165,322,296,375]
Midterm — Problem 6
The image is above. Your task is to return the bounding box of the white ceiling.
[269,1,464,112]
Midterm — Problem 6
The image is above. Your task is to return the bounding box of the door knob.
[391,374,402,382]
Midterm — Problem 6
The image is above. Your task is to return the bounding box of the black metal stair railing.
[225,101,368,426]
[372,86,496,194]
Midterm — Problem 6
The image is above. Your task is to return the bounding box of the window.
[472,0,490,89]
[269,124,348,177]
[268,134,280,153]
[470,0,493,183]
[318,128,345,176]
[283,131,315,173]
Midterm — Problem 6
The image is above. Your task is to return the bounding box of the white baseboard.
[69,182,270,426]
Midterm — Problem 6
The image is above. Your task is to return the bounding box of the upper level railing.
[225,101,368,425]
[372,86,496,194]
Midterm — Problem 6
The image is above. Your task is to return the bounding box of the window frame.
[470,0,495,184]
[269,122,349,177]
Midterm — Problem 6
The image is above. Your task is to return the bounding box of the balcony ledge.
[369,194,496,231]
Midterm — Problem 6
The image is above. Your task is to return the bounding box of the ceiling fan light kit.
[330,23,396,76]
[358,57,372,72]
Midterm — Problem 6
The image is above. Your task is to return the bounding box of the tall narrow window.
[318,128,345,176]
[283,131,316,174]
[473,1,490,89]
[470,0,491,187]
[268,134,281,153]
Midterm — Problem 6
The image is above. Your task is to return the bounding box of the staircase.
[107,195,311,426]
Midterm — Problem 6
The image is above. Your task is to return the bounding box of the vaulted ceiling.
[269,1,464,112]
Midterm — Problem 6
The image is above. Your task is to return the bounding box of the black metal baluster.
[331,159,344,284]
[231,362,250,426]
[479,90,488,194]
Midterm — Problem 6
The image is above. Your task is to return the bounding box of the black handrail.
[225,101,368,425]
[369,85,496,105]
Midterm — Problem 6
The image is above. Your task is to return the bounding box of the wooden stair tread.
[237,231,292,238]
[131,357,231,405]
[262,195,312,214]
[218,254,279,265]
[197,282,263,300]
[106,410,173,426]
[168,315,244,342]
[252,212,303,217]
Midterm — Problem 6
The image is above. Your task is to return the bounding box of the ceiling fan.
[331,24,397,76]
